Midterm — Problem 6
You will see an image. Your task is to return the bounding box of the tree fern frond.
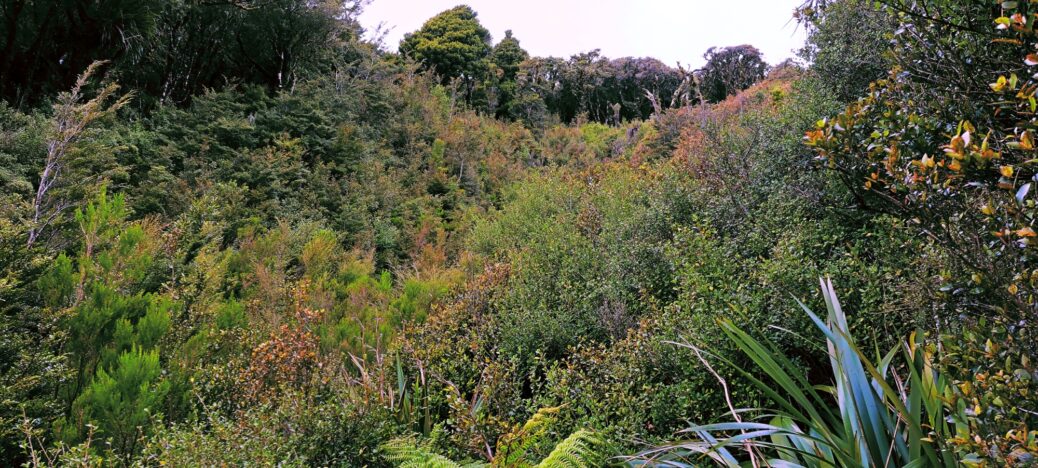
[520,406,562,434]
[380,416,599,468]
[496,406,563,465]
[534,429,602,468]
[381,437,478,468]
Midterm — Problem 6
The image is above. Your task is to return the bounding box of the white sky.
[360,0,808,69]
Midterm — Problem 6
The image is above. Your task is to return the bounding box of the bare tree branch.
[27,61,131,247]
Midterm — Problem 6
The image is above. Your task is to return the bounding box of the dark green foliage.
[0,311,65,462]
[0,0,163,106]
[698,45,769,102]
[0,0,359,107]
[607,57,684,120]
[0,215,66,462]
[492,30,528,82]
[491,30,530,118]
[798,0,891,102]
[400,5,492,86]
[0,103,46,199]
[515,53,684,124]
[144,390,400,466]
[464,163,695,367]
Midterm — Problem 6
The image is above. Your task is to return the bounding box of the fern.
[381,437,487,468]
[380,408,602,468]
[535,430,602,468]
[495,406,561,466]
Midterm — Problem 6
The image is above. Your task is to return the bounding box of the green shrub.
[143,390,399,467]
[62,347,170,456]
[38,188,176,458]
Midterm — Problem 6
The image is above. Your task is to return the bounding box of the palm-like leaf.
[634,278,963,467]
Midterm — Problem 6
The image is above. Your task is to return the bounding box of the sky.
[359,0,808,69]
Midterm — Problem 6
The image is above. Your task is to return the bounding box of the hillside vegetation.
[1,0,1036,466]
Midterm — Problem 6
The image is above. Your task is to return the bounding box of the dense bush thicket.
[1,0,1036,466]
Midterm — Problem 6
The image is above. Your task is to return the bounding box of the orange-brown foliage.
[242,281,326,403]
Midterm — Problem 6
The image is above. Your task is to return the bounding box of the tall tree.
[490,30,529,118]
[606,57,682,121]
[798,0,892,102]
[492,30,528,82]
[399,5,492,93]
[698,45,769,103]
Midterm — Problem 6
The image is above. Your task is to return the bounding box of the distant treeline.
[0,2,768,123]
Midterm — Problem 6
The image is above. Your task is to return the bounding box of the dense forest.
[1,0,1036,466]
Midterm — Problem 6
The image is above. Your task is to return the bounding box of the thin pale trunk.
[27,140,61,247]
